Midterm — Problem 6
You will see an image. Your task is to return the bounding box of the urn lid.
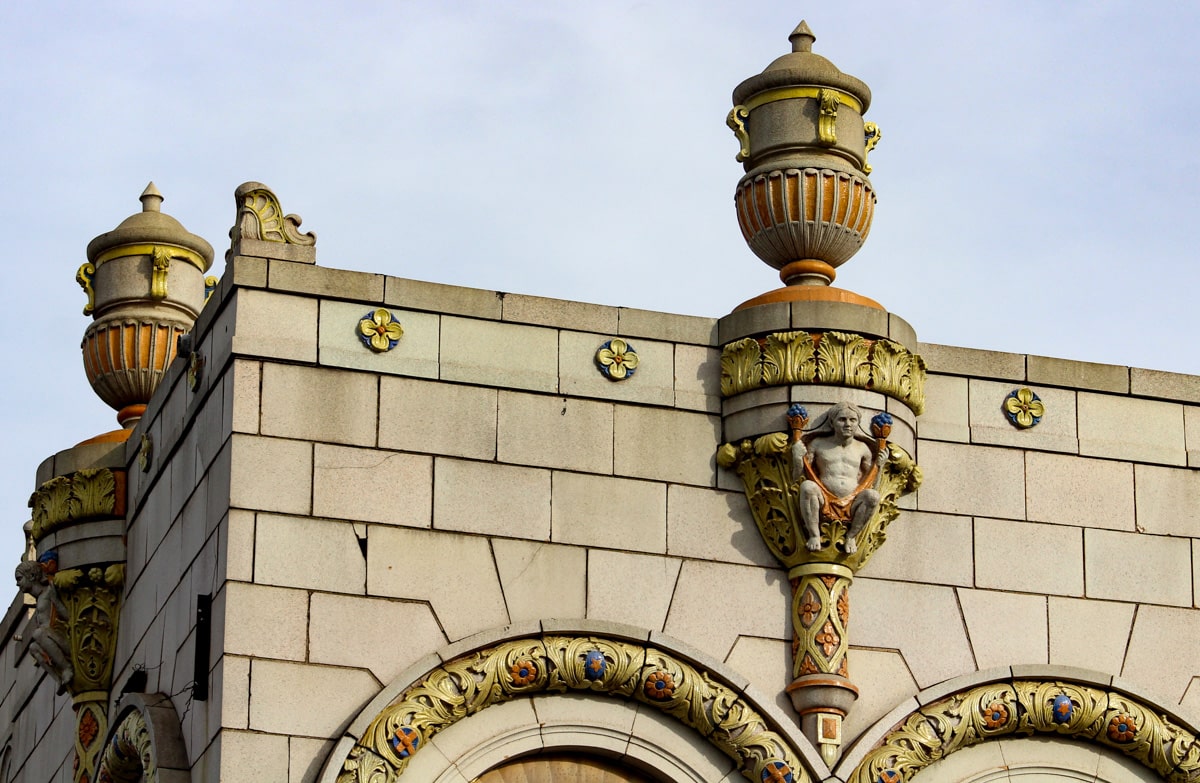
[732,21,871,112]
[85,182,214,269]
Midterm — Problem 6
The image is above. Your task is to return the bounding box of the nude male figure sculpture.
[15,561,74,693]
[791,402,886,553]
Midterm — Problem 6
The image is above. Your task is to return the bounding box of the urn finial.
[77,186,213,440]
[728,22,882,310]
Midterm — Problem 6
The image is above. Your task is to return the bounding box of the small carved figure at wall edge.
[15,560,74,693]
[789,402,886,553]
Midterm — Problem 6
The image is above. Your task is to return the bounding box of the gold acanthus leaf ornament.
[29,468,123,543]
[847,679,1200,783]
[721,331,926,415]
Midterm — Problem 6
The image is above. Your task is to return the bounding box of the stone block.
[260,363,378,447]
[723,635,793,717]
[841,647,919,746]
[614,406,719,486]
[663,560,788,662]
[313,444,432,528]
[919,374,969,442]
[502,293,617,333]
[915,442,1025,520]
[498,392,613,474]
[385,276,503,320]
[973,518,1083,596]
[665,485,774,568]
[230,254,268,288]
[559,331,674,407]
[220,655,251,728]
[441,316,559,392]
[289,736,335,783]
[217,730,290,783]
[790,300,890,338]
[232,289,318,363]
[1028,354,1129,394]
[1186,407,1200,468]
[717,302,790,344]
[918,343,1025,381]
[1077,392,1185,465]
[255,514,366,594]
[249,659,380,737]
[378,377,498,460]
[888,312,918,351]
[268,260,384,301]
[308,593,447,684]
[1026,452,1135,531]
[532,692,634,758]
[434,459,550,539]
[1134,464,1200,537]
[619,307,717,346]
[968,379,1078,452]
[1084,529,1192,606]
[222,582,308,661]
[674,344,722,414]
[229,435,312,515]
[493,539,586,623]
[318,300,440,379]
[586,550,681,631]
[1131,367,1200,404]
[367,526,508,640]
[429,697,541,779]
[858,511,974,587]
[958,588,1048,668]
[851,578,976,687]
[552,472,666,553]
[628,701,736,782]
[1047,596,1135,673]
[1122,605,1200,704]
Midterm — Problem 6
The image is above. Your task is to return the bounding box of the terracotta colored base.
[734,284,885,312]
[75,428,133,446]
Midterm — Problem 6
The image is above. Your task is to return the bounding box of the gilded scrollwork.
[53,564,124,694]
[338,635,808,783]
[231,181,316,246]
[721,331,926,415]
[817,88,840,145]
[845,679,1200,783]
[727,104,751,162]
[76,262,96,316]
[28,468,124,542]
[863,122,881,174]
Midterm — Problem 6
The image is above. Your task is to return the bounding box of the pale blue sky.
[2,2,1198,598]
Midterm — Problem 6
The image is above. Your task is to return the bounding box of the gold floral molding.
[28,468,125,543]
[231,181,316,246]
[338,635,809,783]
[846,679,1200,783]
[721,331,926,415]
[717,431,921,571]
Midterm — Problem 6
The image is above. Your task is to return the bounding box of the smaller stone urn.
[77,183,213,440]
[727,22,882,309]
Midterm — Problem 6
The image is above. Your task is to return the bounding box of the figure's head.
[827,402,861,437]
[15,560,44,591]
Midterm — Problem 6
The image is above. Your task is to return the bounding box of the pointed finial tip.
[139,181,163,212]
[789,20,815,53]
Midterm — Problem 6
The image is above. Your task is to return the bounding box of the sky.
[2,1,1198,600]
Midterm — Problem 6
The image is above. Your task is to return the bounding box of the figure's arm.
[790,439,808,482]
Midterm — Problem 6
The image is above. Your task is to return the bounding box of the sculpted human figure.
[791,402,886,553]
[15,561,74,693]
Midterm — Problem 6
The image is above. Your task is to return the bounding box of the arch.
[322,624,824,783]
[95,693,189,783]
[835,668,1200,783]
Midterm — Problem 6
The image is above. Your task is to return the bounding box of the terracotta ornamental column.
[19,186,213,783]
[717,23,923,767]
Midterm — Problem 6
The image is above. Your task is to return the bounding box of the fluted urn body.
[77,184,213,434]
[728,23,879,291]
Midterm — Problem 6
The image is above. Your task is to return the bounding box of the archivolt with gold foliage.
[846,679,1200,783]
[337,635,808,783]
